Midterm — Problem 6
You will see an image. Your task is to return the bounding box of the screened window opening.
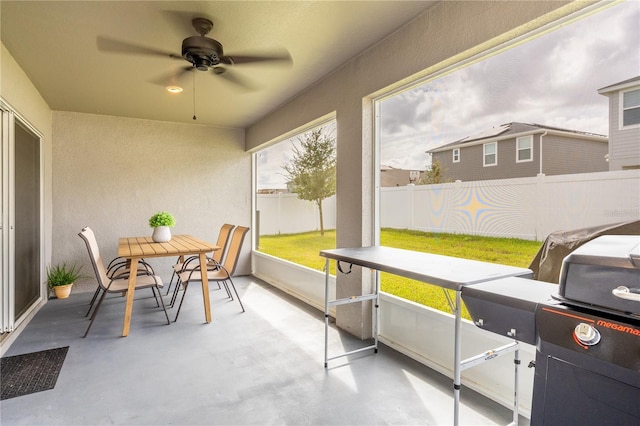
[371,1,638,318]
[254,121,336,271]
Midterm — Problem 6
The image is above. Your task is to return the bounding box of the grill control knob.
[574,323,601,346]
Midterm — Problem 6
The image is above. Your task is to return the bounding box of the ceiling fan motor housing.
[182,36,224,71]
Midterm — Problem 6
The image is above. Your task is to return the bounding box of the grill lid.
[557,235,640,316]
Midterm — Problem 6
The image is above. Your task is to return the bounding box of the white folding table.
[320,246,533,426]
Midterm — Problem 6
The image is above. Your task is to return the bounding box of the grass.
[258,230,338,274]
[257,228,542,318]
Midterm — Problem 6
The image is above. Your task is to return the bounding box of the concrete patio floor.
[1,276,528,425]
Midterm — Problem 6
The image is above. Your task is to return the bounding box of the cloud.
[257,122,336,189]
[257,3,639,176]
[380,2,639,169]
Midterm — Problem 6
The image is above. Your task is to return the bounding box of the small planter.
[149,211,175,242]
[152,225,172,243]
[53,283,73,299]
[47,263,83,299]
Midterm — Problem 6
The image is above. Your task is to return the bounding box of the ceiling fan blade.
[149,66,194,87]
[220,50,292,66]
[212,68,258,91]
[97,36,181,60]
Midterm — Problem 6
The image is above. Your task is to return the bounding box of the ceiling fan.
[96,16,292,91]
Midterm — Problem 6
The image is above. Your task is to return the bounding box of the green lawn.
[257,228,542,317]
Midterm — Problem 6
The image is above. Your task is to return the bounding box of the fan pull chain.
[192,70,197,120]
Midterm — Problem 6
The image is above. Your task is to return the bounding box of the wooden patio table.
[118,234,218,336]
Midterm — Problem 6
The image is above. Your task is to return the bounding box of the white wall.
[253,251,336,315]
[52,111,252,285]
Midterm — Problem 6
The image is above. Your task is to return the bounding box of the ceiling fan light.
[166,86,183,93]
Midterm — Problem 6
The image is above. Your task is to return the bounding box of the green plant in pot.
[149,211,176,243]
[47,262,84,299]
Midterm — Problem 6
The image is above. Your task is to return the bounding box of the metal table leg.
[324,259,379,367]
[324,258,330,368]
[454,290,461,425]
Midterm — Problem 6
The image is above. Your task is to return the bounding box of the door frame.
[0,98,45,335]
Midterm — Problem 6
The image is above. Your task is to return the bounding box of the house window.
[622,88,640,127]
[452,148,460,163]
[483,142,497,166]
[516,135,533,162]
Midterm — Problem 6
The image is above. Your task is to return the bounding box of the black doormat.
[1,346,69,400]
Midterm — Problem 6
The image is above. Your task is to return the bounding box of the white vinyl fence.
[257,170,639,240]
[256,192,336,236]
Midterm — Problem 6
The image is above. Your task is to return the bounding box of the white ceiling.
[1,1,437,129]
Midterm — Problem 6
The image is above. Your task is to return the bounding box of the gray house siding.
[434,151,455,181]
[606,90,640,170]
[598,76,640,170]
[433,133,607,182]
[435,137,540,182]
[541,135,608,175]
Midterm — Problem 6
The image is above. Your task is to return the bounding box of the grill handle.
[612,286,640,302]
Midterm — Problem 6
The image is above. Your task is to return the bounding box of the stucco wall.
[245,1,589,339]
[51,112,251,287]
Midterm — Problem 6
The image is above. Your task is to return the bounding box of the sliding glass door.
[14,121,41,318]
[1,103,43,333]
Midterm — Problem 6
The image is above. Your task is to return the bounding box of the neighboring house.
[427,122,608,182]
[598,76,640,171]
[257,188,290,194]
[380,165,424,187]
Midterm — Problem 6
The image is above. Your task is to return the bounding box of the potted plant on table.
[149,211,176,242]
[47,263,84,299]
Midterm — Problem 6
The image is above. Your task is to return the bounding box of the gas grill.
[462,235,640,425]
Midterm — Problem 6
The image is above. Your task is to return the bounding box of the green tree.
[282,128,336,236]
[418,157,446,185]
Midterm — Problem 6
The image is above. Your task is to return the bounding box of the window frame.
[452,148,460,163]
[483,142,497,167]
[516,135,534,163]
[619,87,640,129]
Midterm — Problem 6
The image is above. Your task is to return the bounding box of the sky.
[256,122,336,189]
[257,1,640,188]
[380,1,640,170]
